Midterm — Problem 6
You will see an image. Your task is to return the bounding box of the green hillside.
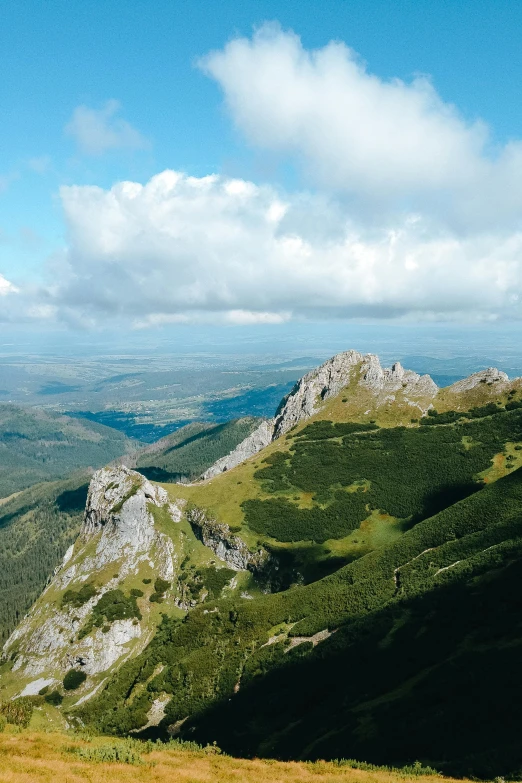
[0,475,89,643]
[0,404,134,497]
[73,400,522,778]
[136,417,262,481]
[0,416,260,645]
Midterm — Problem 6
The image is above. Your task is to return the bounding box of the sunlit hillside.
[0,729,450,783]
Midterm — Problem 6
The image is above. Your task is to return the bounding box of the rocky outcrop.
[358,356,438,397]
[273,350,363,437]
[3,467,181,695]
[186,506,269,573]
[273,351,437,438]
[200,350,439,476]
[446,368,509,394]
[201,420,274,480]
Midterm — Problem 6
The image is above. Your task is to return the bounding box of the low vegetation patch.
[149,577,171,603]
[62,582,97,609]
[0,697,35,727]
[44,690,63,705]
[111,480,141,514]
[63,668,87,690]
[179,565,236,601]
[78,589,141,638]
[69,737,146,765]
[243,408,522,542]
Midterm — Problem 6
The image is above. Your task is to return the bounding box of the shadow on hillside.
[137,467,189,484]
[184,557,522,779]
[56,483,89,513]
[406,481,483,529]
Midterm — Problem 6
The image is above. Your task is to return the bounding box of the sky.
[3,0,522,340]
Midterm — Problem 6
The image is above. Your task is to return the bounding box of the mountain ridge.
[201,350,513,480]
[2,348,522,777]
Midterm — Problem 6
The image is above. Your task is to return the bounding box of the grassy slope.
[189,471,522,776]
[74,373,522,778]
[136,417,262,481]
[0,404,134,497]
[168,398,522,580]
[8,365,522,776]
[0,729,450,783]
[77,466,522,777]
[0,475,89,644]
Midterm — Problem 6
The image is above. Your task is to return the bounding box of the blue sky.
[2,0,522,335]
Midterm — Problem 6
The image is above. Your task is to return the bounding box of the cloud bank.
[21,169,522,327]
[6,25,522,327]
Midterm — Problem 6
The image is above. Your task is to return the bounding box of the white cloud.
[200,24,522,230]
[225,310,291,325]
[11,27,522,328]
[64,100,149,156]
[0,275,19,296]
[18,170,522,326]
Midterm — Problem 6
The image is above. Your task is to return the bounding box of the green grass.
[74,405,522,779]
[8,370,522,779]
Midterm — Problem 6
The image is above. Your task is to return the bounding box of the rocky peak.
[446,367,509,394]
[199,349,439,478]
[273,350,364,437]
[3,466,179,698]
[273,351,437,438]
[358,355,438,397]
[80,466,171,562]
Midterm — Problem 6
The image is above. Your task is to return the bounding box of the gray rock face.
[3,466,180,695]
[446,368,509,393]
[273,350,364,438]
[186,506,269,573]
[201,420,275,480]
[200,350,439,477]
[358,356,438,397]
[273,351,437,438]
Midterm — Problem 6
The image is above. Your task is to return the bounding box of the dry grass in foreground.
[0,730,461,783]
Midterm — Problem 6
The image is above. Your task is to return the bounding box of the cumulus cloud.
[13,27,522,327]
[200,24,522,230]
[19,170,522,326]
[0,275,18,296]
[65,100,149,156]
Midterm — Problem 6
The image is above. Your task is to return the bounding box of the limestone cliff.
[201,420,274,480]
[445,367,509,393]
[2,467,180,701]
[200,350,439,477]
[273,350,437,437]
[186,505,269,572]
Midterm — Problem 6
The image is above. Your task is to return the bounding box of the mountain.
[2,350,522,777]
[135,417,262,482]
[0,415,261,646]
[201,349,512,478]
[0,404,135,498]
